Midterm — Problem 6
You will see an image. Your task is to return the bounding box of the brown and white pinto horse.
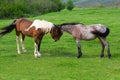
[59,23,111,58]
[0,18,62,58]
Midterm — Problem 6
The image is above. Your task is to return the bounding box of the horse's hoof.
[34,54,38,58]
[23,49,27,53]
[100,55,104,58]
[108,54,111,58]
[37,53,41,57]
[18,51,21,54]
[77,55,82,58]
[34,52,41,58]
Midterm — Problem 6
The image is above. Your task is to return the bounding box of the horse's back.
[72,24,97,40]
[15,18,32,31]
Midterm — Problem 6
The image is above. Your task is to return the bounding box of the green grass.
[0,8,120,80]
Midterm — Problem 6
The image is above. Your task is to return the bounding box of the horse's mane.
[60,22,84,26]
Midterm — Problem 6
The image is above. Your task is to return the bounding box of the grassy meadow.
[0,8,120,80]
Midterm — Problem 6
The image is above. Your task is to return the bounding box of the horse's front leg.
[34,35,43,58]
[34,41,41,58]
[76,40,82,58]
[37,41,42,57]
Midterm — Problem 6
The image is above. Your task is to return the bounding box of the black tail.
[91,28,110,38]
[0,20,16,37]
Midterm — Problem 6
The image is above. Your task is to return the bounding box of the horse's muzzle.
[54,40,57,42]
[54,39,59,42]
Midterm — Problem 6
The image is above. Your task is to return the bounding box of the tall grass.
[0,8,120,80]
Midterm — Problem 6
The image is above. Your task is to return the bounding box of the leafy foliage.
[0,0,65,19]
[66,0,74,10]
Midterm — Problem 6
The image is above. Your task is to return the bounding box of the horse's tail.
[0,20,16,37]
[92,27,110,38]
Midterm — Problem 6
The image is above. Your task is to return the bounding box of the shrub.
[66,0,74,10]
[0,0,65,19]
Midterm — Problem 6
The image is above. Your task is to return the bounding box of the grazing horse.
[0,18,62,58]
[59,23,111,58]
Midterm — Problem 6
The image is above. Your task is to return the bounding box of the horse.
[0,18,63,58]
[58,23,111,58]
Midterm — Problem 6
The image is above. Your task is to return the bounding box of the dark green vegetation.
[66,0,74,10]
[0,0,64,18]
[0,8,120,80]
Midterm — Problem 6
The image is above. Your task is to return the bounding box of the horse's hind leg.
[98,37,105,57]
[103,39,111,58]
[16,33,21,54]
[107,45,111,58]
[76,40,82,58]
[99,37,111,58]
[21,34,26,53]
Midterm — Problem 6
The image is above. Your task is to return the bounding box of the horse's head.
[50,25,63,42]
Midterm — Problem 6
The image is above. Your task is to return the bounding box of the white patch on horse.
[90,24,107,33]
[82,28,96,40]
[16,36,20,54]
[34,42,41,58]
[21,38,26,52]
[77,26,96,40]
[25,20,54,34]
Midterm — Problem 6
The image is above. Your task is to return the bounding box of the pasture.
[0,8,120,80]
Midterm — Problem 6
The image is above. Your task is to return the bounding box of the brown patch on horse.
[15,18,32,31]
[50,26,63,41]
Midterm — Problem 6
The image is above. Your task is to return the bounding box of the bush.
[0,0,65,19]
[66,0,74,10]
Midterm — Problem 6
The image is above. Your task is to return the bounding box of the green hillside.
[0,8,120,80]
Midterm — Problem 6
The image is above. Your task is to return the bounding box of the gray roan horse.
[59,23,111,58]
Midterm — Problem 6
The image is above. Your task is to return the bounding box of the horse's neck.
[61,25,74,34]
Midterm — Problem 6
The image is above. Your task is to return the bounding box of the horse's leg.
[34,35,43,58]
[107,44,111,58]
[98,37,105,57]
[34,41,41,58]
[36,41,42,58]
[34,41,40,58]
[76,40,82,58]
[37,35,44,57]
[16,32,21,54]
[102,38,111,58]
[21,34,26,53]
[99,37,111,58]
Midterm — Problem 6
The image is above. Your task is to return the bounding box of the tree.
[66,0,74,10]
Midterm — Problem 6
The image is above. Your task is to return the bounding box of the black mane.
[60,22,84,26]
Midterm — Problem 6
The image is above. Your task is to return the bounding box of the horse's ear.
[56,24,61,28]
[59,26,62,30]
